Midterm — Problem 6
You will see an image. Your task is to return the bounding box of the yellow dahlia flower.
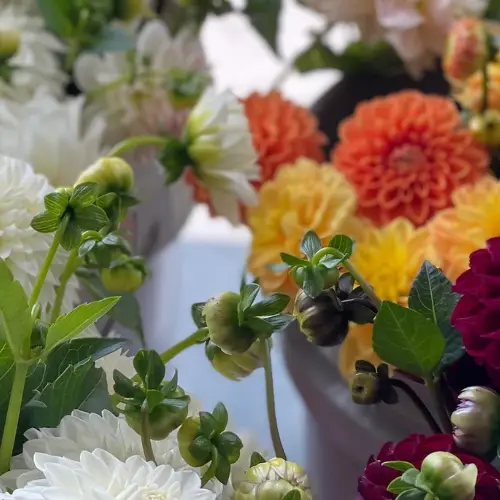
[247,158,356,298]
[429,176,500,282]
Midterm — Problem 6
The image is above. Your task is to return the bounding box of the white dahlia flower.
[2,450,215,500]
[0,91,106,187]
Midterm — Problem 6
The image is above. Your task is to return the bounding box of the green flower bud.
[420,452,477,500]
[178,416,206,467]
[206,339,265,381]
[321,266,340,289]
[165,69,210,110]
[451,386,500,459]
[101,264,146,293]
[75,157,134,194]
[203,292,254,354]
[351,371,381,405]
[235,458,312,500]
[188,135,222,166]
[125,402,189,441]
[0,30,20,59]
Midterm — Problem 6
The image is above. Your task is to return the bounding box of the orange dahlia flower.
[247,158,356,298]
[429,175,500,282]
[332,91,489,227]
[187,91,327,220]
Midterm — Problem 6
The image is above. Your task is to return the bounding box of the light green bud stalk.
[0,30,20,58]
[235,458,311,500]
[420,452,478,500]
[75,157,134,194]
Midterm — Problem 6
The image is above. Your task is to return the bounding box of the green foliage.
[485,0,500,21]
[243,0,282,53]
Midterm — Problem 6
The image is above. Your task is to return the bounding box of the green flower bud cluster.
[178,402,243,485]
[451,386,500,460]
[235,458,312,500]
[350,361,397,406]
[114,350,190,440]
[193,283,293,355]
[384,452,478,500]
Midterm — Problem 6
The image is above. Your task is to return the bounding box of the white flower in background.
[0,156,78,314]
[186,88,259,225]
[0,4,66,100]
[74,19,207,148]
[0,91,106,187]
[95,348,136,393]
[3,450,216,500]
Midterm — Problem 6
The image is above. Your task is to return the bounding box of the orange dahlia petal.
[332,90,490,227]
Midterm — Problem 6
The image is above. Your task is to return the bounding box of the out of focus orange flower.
[332,91,489,227]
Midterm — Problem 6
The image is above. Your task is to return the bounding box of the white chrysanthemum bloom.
[186,88,259,225]
[3,449,216,500]
[0,91,106,187]
[0,156,78,314]
[95,348,135,393]
[74,19,207,149]
[0,4,66,100]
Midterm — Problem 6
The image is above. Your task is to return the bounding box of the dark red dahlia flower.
[451,237,500,388]
[358,434,500,499]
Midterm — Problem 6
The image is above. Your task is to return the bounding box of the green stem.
[50,249,81,323]
[141,407,157,465]
[261,338,287,460]
[0,362,29,473]
[481,50,489,114]
[107,136,168,158]
[426,378,452,434]
[29,232,61,308]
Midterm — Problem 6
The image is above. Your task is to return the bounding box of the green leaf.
[70,183,97,207]
[280,253,306,267]
[408,261,464,374]
[74,205,109,231]
[192,302,207,329]
[264,313,295,331]
[395,489,427,500]
[133,350,165,390]
[37,0,74,37]
[328,234,354,258]
[245,317,274,339]
[200,411,218,439]
[27,358,111,429]
[216,431,243,463]
[96,192,117,209]
[282,491,302,500]
[294,38,339,73]
[215,454,231,484]
[387,478,415,494]
[44,192,70,216]
[189,436,213,463]
[44,337,127,384]
[44,297,120,354]
[113,370,144,400]
[90,25,136,54]
[240,284,260,312]
[78,239,97,257]
[302,266,324,298]
[212,402,228,434]
[250,452,267,467]
[485,0,500,21]
[383,461,416,473]
[0,260,31,360]
[146,389,165,411]
[60,220,82,251]
[300,231,322,259]
[401,469,419,485]
[243,0,281,53]
[247,293,290,317]
[30,212,61,233]
[373,302,445,378]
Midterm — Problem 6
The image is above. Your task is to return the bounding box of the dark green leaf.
[78,239,97,257]
[328,234,354,258]
[90,26,136,54]
[280,253,306,267]
[401,469,419,485]
[44,297,120,354]
[383,461,416,473]
[373,302,445,378]
[60,221,82,251]
[216,431,243,463]
[408,261,464,374]
[44,192,70,216]
[0,260,31,360]
[212,402,228,434]
[27,358,111,429]
[191,302,206,329]
[302,265,324,298]
[250,452,267,467]
[387,478,415,494]
[300,231,322,259]
[146,389,165,411]
[74,205,109,231]
[294,38,339,73]
[215,454,231,484]
[264,313,295,331]
[37,0,74,37]
[485,0,500,21]
[70,183,97,207]
[113,370,144,399]
[240,284,260,311]
[243,0,281,53]
[133,350,165,389]
[30,212,61,233]
[189,436,212,463]
[161,370,179,395]
[395,489,427,500]
[245,317,274,339]
[200,411,218,439]
[247,293,290,317]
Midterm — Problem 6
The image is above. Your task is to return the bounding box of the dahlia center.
[388,144,426,170]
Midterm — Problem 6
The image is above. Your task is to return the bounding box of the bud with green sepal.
[201,284,293,354]
[100,254,148,294]
[79,231,132,267]
[178,402,243,485]
[351,361,397,405]
[235,458,312,500]
[451,386,500,460]
[113,350,190,441]
[205,339,266,381]
[0,30,20,59]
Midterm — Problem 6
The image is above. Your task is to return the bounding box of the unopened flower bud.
[444,18,488,87]
[0,30,20,59]
[188,135,222,166]
[165,69,210,109]
[235,458,312,500]
[468,111,500,146]
[101,264,146,293]
[420,451,478,500]
[351,371,381,405]
[206,339,265,381]
[203,292,254,354]
[75,157,134,194]
[451,386,500,458]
